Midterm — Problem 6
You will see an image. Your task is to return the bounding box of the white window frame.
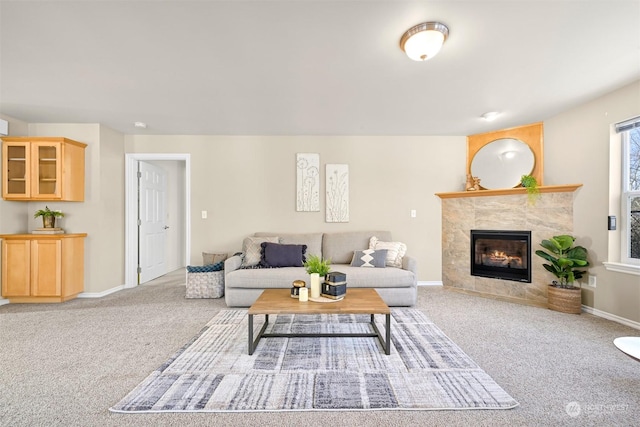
[605,117,640,275]
[621,126,640,265]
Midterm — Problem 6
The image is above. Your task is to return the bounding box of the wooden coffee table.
[247,288,391,355]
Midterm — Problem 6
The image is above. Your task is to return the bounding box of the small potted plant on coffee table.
[34,206,64,228]
[303,255,331,277]
[535,234,590,314]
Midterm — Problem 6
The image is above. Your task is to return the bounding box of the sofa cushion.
[323,231,392,263]
[255,232,323,258]
[350,249,387,268]
[225,264,414,290]
[241,236,280,267]
[260,242,307,268]
[369,236,407,268]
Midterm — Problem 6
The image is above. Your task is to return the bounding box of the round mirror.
[470,138,535,189]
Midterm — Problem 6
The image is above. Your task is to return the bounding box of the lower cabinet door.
[30,239,62,297]
[1,239,31,297]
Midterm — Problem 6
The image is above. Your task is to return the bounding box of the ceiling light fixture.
[481,112,500,122]
[400,22,449,61]
[134,122,147,129]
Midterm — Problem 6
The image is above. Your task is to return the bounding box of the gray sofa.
[224,230,417,307]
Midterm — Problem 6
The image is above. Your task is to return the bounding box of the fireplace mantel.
[435,183,582,199]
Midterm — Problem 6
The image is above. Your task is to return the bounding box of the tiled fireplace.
[438,187,579,307]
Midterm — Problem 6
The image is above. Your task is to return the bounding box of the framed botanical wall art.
[296,153,320,212]
[326,164,349,222]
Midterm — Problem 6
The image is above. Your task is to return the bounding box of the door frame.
[124,153,191,288]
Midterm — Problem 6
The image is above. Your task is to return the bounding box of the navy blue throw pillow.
[260,242,307,268]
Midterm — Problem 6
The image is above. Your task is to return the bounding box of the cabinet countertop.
[0,233,88,239]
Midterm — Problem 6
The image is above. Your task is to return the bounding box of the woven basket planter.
[547,285,582,314]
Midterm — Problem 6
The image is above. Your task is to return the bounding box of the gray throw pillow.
[350,249,388,268]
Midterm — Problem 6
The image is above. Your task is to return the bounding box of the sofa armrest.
[224,254,242,277]
[402,255,417,276]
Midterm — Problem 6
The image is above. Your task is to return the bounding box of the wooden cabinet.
[1,234,87,303]
[1,137,87,201]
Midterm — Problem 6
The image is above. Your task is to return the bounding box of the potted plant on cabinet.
[34,206,64,228]
[535,234,590,314]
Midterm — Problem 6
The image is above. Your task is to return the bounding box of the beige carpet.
[0,269,638,426]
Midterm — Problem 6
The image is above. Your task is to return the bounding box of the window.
[617,117,640,264]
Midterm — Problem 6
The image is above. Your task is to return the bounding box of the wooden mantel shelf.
[435,184,582,199]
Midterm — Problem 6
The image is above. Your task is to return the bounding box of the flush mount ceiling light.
[134,122,147,129]
[481,111,500,122]
[400,22,449,61]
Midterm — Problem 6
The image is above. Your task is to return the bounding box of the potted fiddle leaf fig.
[34,206,64,228]
[535,234,590,314]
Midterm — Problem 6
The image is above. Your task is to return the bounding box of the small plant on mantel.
[303,255,331,277]
[521,174,540,204]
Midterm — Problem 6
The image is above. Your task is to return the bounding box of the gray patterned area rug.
[110,309,518,413]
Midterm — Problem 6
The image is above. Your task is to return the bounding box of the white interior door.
[139,161,168,283]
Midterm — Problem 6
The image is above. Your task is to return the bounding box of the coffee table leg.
[385,313,391,355]
[249,314,269,355]
[370,313,391,355]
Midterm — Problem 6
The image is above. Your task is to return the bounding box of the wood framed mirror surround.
[467,122,544,189]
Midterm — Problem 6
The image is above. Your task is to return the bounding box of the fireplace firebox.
[470,230,531,283]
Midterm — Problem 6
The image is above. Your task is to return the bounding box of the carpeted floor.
[111,309,518,412]
[0,268,638,426]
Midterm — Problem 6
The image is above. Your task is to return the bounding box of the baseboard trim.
[582,305,640,330]
[0,298,9,306]
[418,281,443,286]
[77,285,125,299]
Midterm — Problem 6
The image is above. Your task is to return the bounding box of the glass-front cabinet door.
[2,141,30,199]
[32,142,61,199]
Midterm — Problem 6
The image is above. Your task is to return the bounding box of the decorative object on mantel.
[473,177,481,191]
[520,174,540,204]
[33,206,64,229]
[465,174,476,191]
[465,174,481,191]
[535,235,590,314]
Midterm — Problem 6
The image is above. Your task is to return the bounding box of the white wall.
[125,135,467,282]
[545,80,640,323]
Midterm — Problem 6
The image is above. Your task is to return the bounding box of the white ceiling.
[1,1,639,136]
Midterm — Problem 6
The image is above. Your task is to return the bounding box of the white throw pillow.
[369,236,407,268]
[241,236,280,267]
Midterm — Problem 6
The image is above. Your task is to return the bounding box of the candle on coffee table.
[299,287,309,302]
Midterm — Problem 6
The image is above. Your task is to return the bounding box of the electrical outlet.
[588,275,597,287]
[201,210,208,219]
[410,209,417,218]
